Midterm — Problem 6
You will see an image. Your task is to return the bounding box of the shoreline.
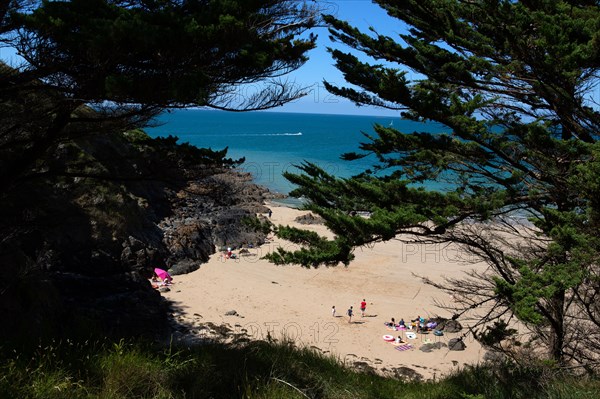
[163,201,488,380]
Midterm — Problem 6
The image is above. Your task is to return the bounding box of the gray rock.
[483,350,506,363]
[294,213,325,225]
[438,319,462,333]
[353,361,376,375]
[419,342,447,352]
[390,366,423,382]
[169,260,199,275]
[448,338,467,351]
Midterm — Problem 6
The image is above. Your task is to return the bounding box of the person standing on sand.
[360,299,367,317]
[347,306,353,323]
[332,306,336,317]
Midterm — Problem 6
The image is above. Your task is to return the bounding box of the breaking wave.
[186,132,303,137]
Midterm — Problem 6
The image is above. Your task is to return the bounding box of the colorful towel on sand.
[394,344,412,351]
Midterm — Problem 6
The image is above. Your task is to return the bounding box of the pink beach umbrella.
[154,268,172,282]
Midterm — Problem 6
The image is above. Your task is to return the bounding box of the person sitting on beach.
[395,336,407,344]
[410,315,420,330]
[398,318,406,328]
[411,315,426,332]
[385,317,396,329]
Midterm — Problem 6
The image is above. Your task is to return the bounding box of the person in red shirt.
[360,299,367,317]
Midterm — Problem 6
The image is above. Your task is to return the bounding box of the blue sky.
[279,1,405,116]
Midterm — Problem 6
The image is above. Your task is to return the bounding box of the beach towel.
[394,344,412,351]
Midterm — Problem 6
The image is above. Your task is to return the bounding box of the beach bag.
[433,329,444,336]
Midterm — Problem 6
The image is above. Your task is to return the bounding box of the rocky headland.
[0,128,278,343]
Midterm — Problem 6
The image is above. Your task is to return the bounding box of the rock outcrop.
[0,129,273,343]
[448,338,467,351]
[159,173,269,275]
[294,213,325,225]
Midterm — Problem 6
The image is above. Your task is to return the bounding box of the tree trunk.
[547,289,566,363]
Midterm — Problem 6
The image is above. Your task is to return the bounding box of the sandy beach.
[162,203,488,380]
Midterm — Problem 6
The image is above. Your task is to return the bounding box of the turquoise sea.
[146,109,444,202]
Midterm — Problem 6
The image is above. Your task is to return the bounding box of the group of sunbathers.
[384,315,439,333]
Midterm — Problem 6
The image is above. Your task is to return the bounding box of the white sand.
[162,203,488,380]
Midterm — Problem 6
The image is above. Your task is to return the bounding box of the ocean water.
[145,109,444,202]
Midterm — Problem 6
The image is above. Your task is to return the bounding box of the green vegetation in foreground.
[1,339,598,399]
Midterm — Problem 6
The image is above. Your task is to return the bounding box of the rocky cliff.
[0,127,274,344]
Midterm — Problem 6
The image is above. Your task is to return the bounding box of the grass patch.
[0,338,598,398]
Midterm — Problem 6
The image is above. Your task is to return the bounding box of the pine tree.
[267,0,600,368]
[0,0,318,342]
[1,0,317,188]
[10,0,317,108]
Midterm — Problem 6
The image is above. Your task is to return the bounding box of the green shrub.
[1,338,599,399]
[122,129,151,144]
